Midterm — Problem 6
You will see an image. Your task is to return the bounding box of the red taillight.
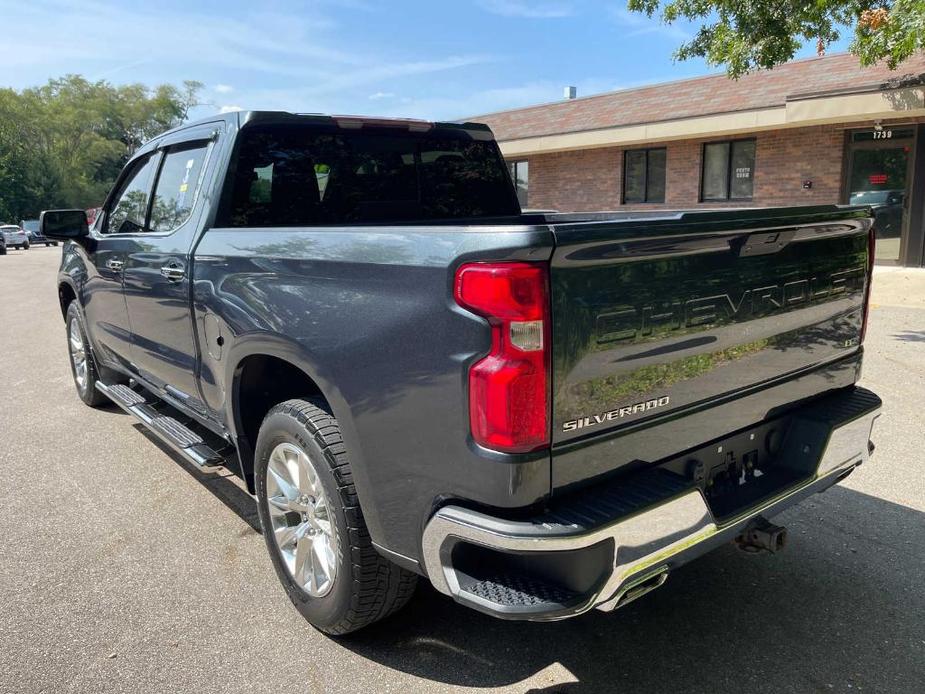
[454,262,550,453]
[861,225,876,343]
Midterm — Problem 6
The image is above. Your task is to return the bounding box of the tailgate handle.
[735,229,797,257]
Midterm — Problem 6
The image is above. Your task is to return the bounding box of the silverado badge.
[562,396,671,432]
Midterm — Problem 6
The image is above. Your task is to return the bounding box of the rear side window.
[221,125,519,226]
[150,144,209,232]
[105,155,159,234]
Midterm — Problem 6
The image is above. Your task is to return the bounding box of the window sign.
[703,139,755,201]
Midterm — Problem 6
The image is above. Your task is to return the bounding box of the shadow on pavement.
[893,330,925,342]
[341,485,924,693]
[115,413,924,691]
[134,424,261,533]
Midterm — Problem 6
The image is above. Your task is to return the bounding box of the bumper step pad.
[541,468,692,531]
[95,381,228,470]
[464,573,578,608]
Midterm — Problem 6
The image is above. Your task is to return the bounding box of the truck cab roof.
[147,110,494,149]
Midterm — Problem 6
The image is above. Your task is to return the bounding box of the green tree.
[626,0,925,77]
[0,75,202,222]
[0,89,58,221]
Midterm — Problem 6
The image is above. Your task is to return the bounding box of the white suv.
[0,224,29,250]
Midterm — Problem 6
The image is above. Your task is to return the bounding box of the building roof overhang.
[495,84,925,158]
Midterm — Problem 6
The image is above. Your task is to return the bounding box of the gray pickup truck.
[42,111,881,635]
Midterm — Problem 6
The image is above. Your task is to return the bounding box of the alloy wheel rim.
[265,442,337,597]
[69,319,87,390]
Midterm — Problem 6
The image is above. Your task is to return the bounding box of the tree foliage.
[626,0,925,77]
[0,75,202,222]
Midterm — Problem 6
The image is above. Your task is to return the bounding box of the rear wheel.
[255,399,417,635]
[23,241,29,250]
[65,302,108,407]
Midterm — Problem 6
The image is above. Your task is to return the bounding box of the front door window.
[105,154,160,234]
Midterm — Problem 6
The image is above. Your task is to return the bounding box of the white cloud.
[372,81,572,121]
[477,0,573,18]
[609,8,693,42]
[219,105,243,113]
[0,1,486,81]
[0,0,500,128]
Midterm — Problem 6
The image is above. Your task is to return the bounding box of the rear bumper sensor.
[421,386,881,621]
[96,381,226,470]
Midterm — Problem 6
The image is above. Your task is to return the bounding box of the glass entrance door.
[846,129,914,262]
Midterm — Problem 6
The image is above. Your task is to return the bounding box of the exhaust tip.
[614,567,670,609]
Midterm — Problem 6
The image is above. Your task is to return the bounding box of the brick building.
[472,53,925,266]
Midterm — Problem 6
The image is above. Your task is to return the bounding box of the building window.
[702,139,756,201]
[509,160,528,206]
[623,148,666,203]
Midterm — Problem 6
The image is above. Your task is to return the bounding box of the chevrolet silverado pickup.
[41,111,881,635]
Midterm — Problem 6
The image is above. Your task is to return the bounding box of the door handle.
[160,265,186,282]
[106,259,124,272]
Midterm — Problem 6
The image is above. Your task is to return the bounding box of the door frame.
[906,124,925,267]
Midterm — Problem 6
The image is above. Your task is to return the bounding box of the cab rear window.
[220,124,519,226]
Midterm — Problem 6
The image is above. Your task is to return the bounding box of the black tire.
[23,241,29,250]
[0,245,5,255]
[65,302,109,407]
[255,399,417,635]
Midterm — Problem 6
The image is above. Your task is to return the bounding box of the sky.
[0,0,850,122]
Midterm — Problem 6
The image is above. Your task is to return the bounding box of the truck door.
[82,153,161,371]
[121,128,217,414]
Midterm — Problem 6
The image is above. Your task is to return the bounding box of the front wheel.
[65,302,108,407]
[255,399,417,635]
[23,241,29,250]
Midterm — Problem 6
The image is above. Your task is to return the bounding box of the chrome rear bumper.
[421,387,881,620]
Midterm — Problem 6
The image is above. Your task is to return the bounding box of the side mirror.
[41,209,89,240]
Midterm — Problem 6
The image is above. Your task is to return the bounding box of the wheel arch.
[226,341,351,493]
[57,279,78,320]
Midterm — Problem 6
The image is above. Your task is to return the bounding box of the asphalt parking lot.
[1,246,923,693]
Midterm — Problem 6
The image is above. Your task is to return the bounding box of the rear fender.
[222,334,371,503]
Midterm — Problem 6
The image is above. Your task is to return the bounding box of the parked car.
[42,111,881,636]
[848,189,904,238]
[20,219,58,246]
[0,224,29,250]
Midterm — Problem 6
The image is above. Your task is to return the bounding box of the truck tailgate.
[548,206,872,485]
